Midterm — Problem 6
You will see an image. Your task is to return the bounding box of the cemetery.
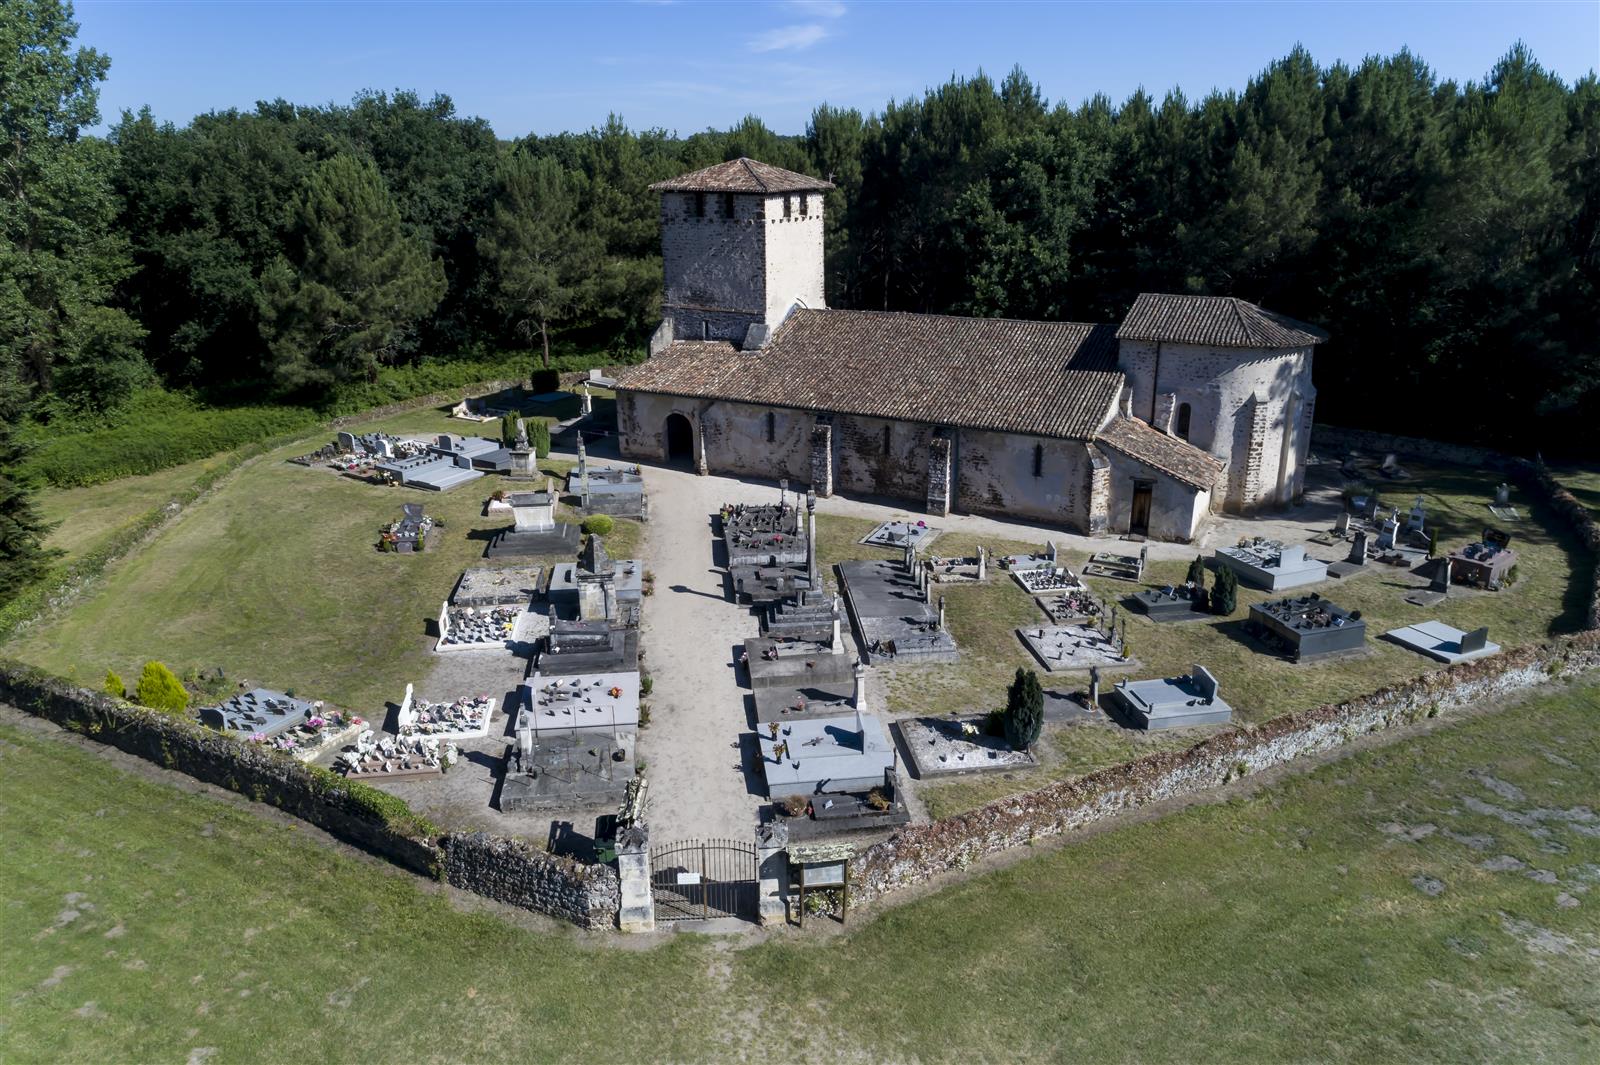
[538,619,639,674]
[199,687,316,741]
[451,565,543,608]
[338,727,457,779]
[1246,594,1367,662]
[566,437,649,519]
[485,483,579,556]
[1214,538,1329,590]
[1129,583,1211,622]
[397,686,498,741]
[724,493,817,605]
[547,534,642,627]
[1448,528,1518,589]
[1081,548,1146,582]
[1036,587,1103,623]
[1011,560,1087,596]
[501,732,634,811]
[758,707,897,802]
[1109,666,1234,730]
[837,549,958,662]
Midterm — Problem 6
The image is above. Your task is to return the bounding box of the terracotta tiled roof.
[1116,294,1327,349]
[649,158,835,195]
[1096,416,1225,490]
[617,309,1123,440]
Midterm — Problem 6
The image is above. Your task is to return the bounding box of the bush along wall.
[0,661,619,929]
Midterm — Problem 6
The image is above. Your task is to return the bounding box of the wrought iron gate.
[650,838,758,921]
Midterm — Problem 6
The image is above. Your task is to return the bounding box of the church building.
[615,158,1326,542]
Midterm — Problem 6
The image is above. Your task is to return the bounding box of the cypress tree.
[1212,565,1239,615]
[135,660,189,714]
[1004,667,1045,750]
[0,421,53,603]
[1186,555,1207,586]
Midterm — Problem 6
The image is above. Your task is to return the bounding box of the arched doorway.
[664,413,695,463]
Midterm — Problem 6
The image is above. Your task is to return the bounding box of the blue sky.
[75,1,1599,137]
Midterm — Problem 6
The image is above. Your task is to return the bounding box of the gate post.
[616,823,654,933]
[755,822,790,927]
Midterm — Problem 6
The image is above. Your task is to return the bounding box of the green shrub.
[582,514,615,536]
[135,660,190,715]
[1212,565,1239,615]
[1004,667,1045,750]
[532,419,551,459]
[1186,555,1207,586]
[103,669,126,699]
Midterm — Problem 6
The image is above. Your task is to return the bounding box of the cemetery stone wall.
[441,833,620,930]
[1310,424,1512,470]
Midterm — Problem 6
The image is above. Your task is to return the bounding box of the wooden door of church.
[1129,480,1153,537]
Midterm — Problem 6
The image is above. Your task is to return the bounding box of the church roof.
[649,158,835,194]
[617,309,1122,440]
[1096,416,1226,490]
[1116,294,1327,349]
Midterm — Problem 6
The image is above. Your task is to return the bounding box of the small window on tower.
[1176,402,1192,441]
[722,192,736,219]
[1033,443,1044,478]
[799,194,809,217]
[783,194,792,219]
[693,192,706,218]
[701,320,710,340]
[765,411,776,443]
[881,424,892,455]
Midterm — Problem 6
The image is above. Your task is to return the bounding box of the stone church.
[615,158,1326,542]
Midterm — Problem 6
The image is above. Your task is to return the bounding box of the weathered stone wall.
[1099,446,1210,542]
[955,429,1092,529]
[1119,339,1315,511]
[0,661,619,930]
[1310,424,1515,469]
[441,833,619,929]
[832,414,936,502]
[850,633,1600,903]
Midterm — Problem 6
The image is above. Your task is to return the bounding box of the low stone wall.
[1522,459,1600,629]
[328,377,527,429]
[851,634,1600,903]
[442,833,619,930]
[1310,424,1515,469]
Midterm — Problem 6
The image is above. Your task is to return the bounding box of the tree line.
[7,1,1596,449]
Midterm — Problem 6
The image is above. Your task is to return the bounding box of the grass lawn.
[1553,465,1600,518]
[818,460,1591,819]
[3,679,1596,1062]
[5,409,640,714]
[33,451,241,562]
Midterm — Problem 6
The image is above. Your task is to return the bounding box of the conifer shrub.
[134,660,190,715]
[1212,565,1239,615]
[582,514,615,536]
[104,669,126,699]
[1003,667,1045,750]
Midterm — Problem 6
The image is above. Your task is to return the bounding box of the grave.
[926,546,988,583]
[1247,593,1367,662]
[435,601,541,651]
[338,728,454,780]
[500,732,633,811]
[758,706,897,799]
[1037,587,1103,623]
[760,591,844,645]
[379,502,433,553]
[1405,557,1454,607]
[899,717,1037,778]
[1215,538,1328,590]
[484,483,579,557]
[836,555,958,663]
[1012,564,1086,596]
[517,671,641,735]
[537,620,639,675]
[565,437,648,518]
[547,536,642,626]
[199,687,315,740]
[744,636,855,692]
[1129,583,1210,622]
[1449,528,1518,589]
[1327,530,1373,579]
[451,566,543,608]
[1110,666,1234,731]
[1001,541,1064,573]
[860,520,939,551]
[1383,620,1500,664]
[503,418,537,480]
[751,654,864,725]
[724,493,817,606]
[396,685,497,741]
[1489,482,1521,522]
[1082,546,1147,582]
[1017,622,1138,674]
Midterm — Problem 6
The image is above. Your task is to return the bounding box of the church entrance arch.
[664,413,695,464]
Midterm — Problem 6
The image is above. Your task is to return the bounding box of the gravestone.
[336,430,358,453]
[1495,483,1511,506]
[1365,495,1381,522]
[581,383,593,416]
[1378,513,1400,550]
[1459,626,1490,654]
[1334,511,1350,536]
[1348,531,1369,566]
[1430,558,1452,594]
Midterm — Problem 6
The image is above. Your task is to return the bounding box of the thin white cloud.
[750,23,829,53]
[788,0,847,17]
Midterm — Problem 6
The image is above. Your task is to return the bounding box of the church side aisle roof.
[1116,294,1328,349]
[648,158,836,194]
[1096,415,1226,490]
[617,308,1124,440]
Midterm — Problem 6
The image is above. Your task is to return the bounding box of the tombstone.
[514,417,529,450]
[1381,452,1399,472]
[1406,496,1426,535]
[1459,626,1490,654]
[1138,545,1149,577]
[1378,515,1400,551]
[1364,495,1381,522]
[938,595,947,630]
[1430,558,1452,594]
[1333,511,1351,536]
[437,433,459,451]
[903,544,916,572]
[1088,666,1100,709]
[1348,530,1370,566]
[976,545,987,580]
[1046,540,1058,565]
[377,437,395,459]
[336,430,358,453]
[1495,483,1511,506]
[581,382,593,416]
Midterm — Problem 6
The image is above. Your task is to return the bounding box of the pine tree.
[259,154,446,391]
[1212,565,1239,616]
[0,420,53,602]
[134,660,189,714]
[1004,667,1045,750]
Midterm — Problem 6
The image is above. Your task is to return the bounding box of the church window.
[722,192,736,218]
[693,192,706,218]
[799,194,809,217]
[881,424,892,455]
[765,411,776,443]
[701,320,710,340]
[1033,443,1044,477]
[1176,402,1192,441]
[783,194,793,219]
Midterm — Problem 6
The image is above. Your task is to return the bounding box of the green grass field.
[3,678,1596,1062]
[817,463,1590,819]
[9,410,637,714]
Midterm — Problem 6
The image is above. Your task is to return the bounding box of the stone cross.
[903,544,916,572]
